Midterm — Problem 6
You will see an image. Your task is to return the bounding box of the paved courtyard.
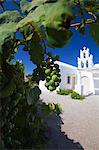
[40,90,99,150]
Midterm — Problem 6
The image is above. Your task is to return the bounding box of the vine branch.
[70,18,95,28]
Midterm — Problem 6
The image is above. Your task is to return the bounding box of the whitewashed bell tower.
[77,46,94,69]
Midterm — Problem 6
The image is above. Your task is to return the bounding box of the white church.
[56,46,99,96]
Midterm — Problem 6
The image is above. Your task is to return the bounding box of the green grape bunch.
[44,52,61,91]
[32,66,46,84]
[32,52,61,91]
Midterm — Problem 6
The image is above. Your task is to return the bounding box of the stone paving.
[40,90,99,150]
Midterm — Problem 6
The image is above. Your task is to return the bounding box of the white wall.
[77,70,94,96]
[75,70,81,94]
[92,68,99,95]
[59,65,77,90]
[56,61,99,96]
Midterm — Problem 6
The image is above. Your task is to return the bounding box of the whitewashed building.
[57,46,99,96]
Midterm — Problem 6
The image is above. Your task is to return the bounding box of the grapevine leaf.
[0,10,22,25]
[19,2,48,25]
[17,13,45,38]
[17,14,44,64]
[46,28,73,47]
[44,0,73,29]
[41,103,52,116]
[43,0,74,47]
[20,0,31,13]
[27,0,43,13]
[20,0,53,14]
[29,41,45,65]
[18,0,74,48]
[27,85,41,105]
[0,78,16,98]
[15,114,27,127]
[0,23,16,50]
[89,22,99,45]
[0,11,22,52]
[14,93,22,107]
[84,0,99,14]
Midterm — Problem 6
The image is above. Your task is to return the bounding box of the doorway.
[81,76,90,96]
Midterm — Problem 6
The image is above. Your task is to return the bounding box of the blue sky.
[14,27,99,74]
[0,0,99,74]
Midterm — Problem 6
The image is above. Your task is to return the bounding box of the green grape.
[45,82,49,87]
[49,80,55,86]
[48,103,55,112]
[44,53,61,91]
[46,76,51,82]
[50,70,56,76]
[55,104,62,115]
[45,68,51,75]
[48,85,56,91]
[52,74,59,81]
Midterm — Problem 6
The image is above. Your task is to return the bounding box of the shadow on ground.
[41,102,84,150]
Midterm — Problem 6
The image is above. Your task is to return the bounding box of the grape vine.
[0,0,98,149]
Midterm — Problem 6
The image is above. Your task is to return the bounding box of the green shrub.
[71,91,85,100]
[57,89,73,95]
[66,89,73,94]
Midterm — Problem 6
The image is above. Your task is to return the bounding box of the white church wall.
[80,70,95,95]
[95,90,99,95]
[59,64,77,90]
[54,47,99,96]
[94,80,99,88]
[74,70,81,94]
[93,73,99,78]
[92,67,99,95]
[78,47,94,70]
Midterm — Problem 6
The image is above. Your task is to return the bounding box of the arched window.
[81,62,84,68]
[86,60,88,68]
[67,76,71,84]
[83,53,86,58]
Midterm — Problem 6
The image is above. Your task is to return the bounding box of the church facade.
[56,46,99,96]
